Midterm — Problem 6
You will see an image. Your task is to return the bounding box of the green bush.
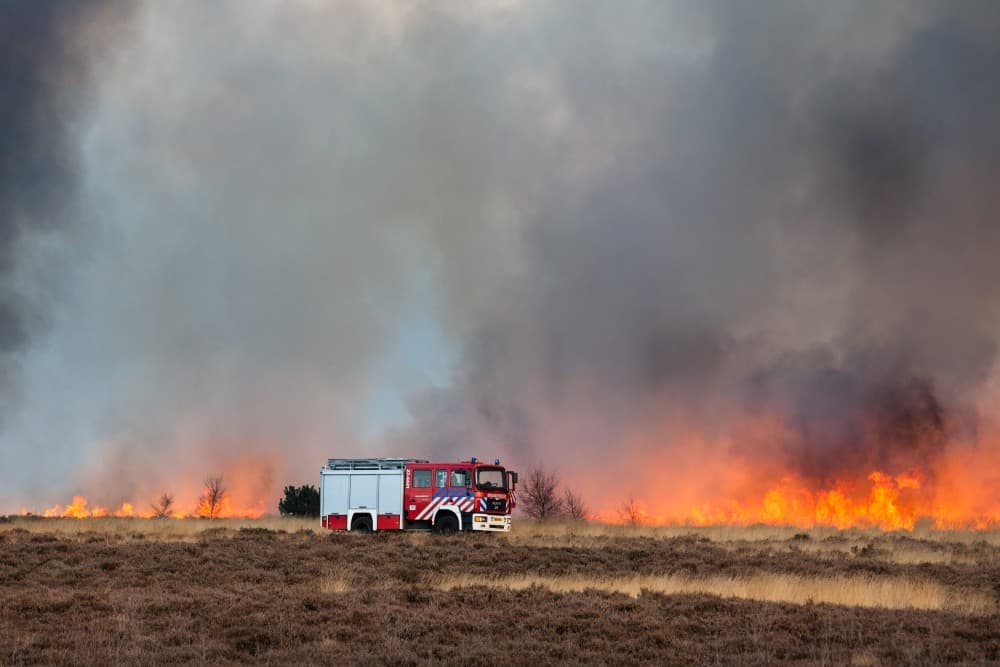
[278,484,320,517]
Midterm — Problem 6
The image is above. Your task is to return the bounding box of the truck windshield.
[476,468,506,491]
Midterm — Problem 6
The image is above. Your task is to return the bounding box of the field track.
[0,518,997,665]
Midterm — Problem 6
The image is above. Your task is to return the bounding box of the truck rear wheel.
[351,515,373,532]
[434,513,458,534]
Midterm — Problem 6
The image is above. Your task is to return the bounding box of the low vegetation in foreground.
[0,518,997,665]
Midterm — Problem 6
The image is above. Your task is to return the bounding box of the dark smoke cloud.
[2,1,999,511]
[0,4,82,366]
[1,5,80,233]
[0,2,127,401]
[745,352,954,485]
[397,0,1000,490]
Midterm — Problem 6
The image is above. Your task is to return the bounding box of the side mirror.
[509,471,519,485]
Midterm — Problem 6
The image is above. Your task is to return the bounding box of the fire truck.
[319,458,518,532]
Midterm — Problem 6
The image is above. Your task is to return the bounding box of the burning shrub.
[618,493,645,527]
[196,476,227,519]
[149,492,174,518]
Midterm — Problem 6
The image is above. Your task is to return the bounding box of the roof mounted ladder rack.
[326,458,428,470]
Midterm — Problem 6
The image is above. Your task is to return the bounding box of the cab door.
[407,466,433,520]
[434,468,449,492]
[450,468,474,512]
[429,468,450,516]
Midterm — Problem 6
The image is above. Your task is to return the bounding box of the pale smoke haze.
[1,1,998,519]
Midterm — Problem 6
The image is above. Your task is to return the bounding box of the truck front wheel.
[351,515,373,532]
[434,513,458,534]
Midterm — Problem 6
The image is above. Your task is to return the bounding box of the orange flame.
[31,493,265,520]
[39,496,153,519]
[596,461,999,530]
[669,470,928,530]
[589,415,1000,530]
[20,454,278,519]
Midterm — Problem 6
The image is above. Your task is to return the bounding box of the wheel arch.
[432,506,463,531]
[348,510,376,531]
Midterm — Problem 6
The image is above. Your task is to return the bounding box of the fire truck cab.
[320,458,517,532]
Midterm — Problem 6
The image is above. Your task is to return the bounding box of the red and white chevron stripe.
[415,498,476,521]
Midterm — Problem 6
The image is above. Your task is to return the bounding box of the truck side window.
[451,469,469,487]
[413,469,431,488]
[435,469,448,488]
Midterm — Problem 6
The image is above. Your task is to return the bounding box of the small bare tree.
[618,492,644,527]
[521,464,565,520]
[197,475,227,518]
[150,492,175,518]
[562,488,589,521]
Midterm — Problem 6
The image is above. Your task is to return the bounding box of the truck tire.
[352,515,373,532]
[434,512,458,534]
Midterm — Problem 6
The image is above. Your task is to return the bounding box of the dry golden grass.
[318,573,350,594]
[436,572,997,615]
[5,515,997,545]
[504,521,1000,570]
[0,516,319,539]
[506,519,1000,546]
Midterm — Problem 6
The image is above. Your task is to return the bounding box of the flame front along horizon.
[22,454,998,530]
[605,468,998,531]
[25,494,266,520]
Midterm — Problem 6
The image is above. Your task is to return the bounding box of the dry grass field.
[0,518,997,665]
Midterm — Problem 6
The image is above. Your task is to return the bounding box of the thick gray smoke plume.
[2,1,999,512]
[0,2,133,505]
[0,4,105,399]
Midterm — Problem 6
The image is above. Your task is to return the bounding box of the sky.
[1,1,998,521]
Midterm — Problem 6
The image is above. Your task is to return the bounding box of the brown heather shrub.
[0,521,996,664]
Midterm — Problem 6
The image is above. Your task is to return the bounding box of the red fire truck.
[319,458,518,532]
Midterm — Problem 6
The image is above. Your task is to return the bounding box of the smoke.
[0,2,136,506]
[389,0,1000,507]
[0,4,114,397]
[2,1,999,517]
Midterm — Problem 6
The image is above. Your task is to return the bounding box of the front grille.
[484,498,507,512]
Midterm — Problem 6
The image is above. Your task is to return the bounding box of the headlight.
[474,516,487,523]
